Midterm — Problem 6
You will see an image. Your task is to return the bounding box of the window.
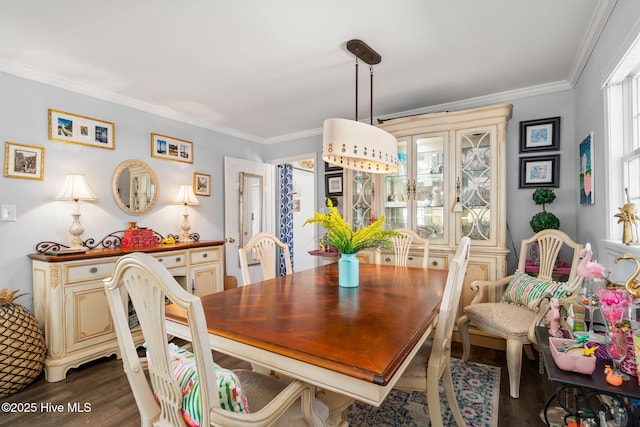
[605,33,640,241]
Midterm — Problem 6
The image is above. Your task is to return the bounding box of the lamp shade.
[322,118,398,174]
[56,174,97,201]
[173,185,199,205]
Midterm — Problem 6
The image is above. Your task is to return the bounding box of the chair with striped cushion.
[457,229,583,398]
[104,252,328,427]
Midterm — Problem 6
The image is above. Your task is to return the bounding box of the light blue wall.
[574,1,640,261]
[3,0,638,311]
[0,71,262,311]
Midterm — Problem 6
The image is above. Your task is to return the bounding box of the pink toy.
[547,297,563,338]
[576,243,606,280]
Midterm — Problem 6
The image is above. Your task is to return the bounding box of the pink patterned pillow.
[503,271,569,309]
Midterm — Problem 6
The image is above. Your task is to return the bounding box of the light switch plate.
[1,205,16,221]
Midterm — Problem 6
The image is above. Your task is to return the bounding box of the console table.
[536,326,640,426]
[28,240,224,382]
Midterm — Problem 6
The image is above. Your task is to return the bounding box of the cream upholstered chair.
[104,252,328,427]
[394,236,470,427]
[390,228,429,267]
[457,229,583,398]
[239,232,293,285]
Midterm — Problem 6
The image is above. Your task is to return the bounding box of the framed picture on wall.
[4,141,44,180]
[325,161,342,172]
[519,117,560,153]
[325,172,343,196]
[48,109,115,150]
[151,133,193,163]
[193,172,211,196]
[579,133,594,205]
[519,155,559,188]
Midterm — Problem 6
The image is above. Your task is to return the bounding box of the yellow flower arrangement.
[304,200,399,254]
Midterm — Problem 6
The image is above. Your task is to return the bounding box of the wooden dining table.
[165,262,447,417]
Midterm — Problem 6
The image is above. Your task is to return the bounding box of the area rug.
[345,358,500,427]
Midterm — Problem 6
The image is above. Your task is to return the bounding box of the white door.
[224,157,275,285]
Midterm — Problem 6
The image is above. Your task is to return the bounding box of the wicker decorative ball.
[0,289,46,397]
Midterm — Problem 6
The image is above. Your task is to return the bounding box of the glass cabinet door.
[415,136,445,240]
[459,130,492,241]
[350,171,375,229]
[383,139,408,229]
[382,135,445,241]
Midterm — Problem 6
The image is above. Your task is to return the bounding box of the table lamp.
[173,184,199,243]
[56,174,96,250]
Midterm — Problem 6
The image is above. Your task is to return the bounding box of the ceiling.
[0,1,616,143]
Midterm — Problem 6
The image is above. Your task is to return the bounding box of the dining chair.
[239,232,293,285]
[104,252,328,427]
[390,228,429,267]
[457,229,583,398]
[394,236,471,427]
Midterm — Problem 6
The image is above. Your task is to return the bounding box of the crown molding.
[0,59,264,143]
[0,58,574,145]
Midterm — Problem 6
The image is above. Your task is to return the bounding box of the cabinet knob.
[385,257,391,262]
[90,267,98,274]
[175,257,181,262]
[432,260,438,266]
[408,256,414,261]
[158,258,164,263]
[202,253,208,258]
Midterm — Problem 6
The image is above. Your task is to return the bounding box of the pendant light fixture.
[322,39,398,174]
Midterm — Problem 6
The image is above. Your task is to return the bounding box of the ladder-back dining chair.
[390,228,429,267]
[104,252,328,427]
[394,236,471,427]
[239,232,293,286]
[457,228,583,398]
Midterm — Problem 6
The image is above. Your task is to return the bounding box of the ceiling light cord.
[370,65,374,126]
[355,50,359,122]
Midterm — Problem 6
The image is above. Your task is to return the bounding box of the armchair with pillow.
[457,229,583,398]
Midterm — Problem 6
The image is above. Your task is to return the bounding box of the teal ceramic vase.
[338,253,359,287]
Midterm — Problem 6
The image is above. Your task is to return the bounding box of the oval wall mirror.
[112,160,159,215]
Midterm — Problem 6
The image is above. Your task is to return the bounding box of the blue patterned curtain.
[278,164,294,274]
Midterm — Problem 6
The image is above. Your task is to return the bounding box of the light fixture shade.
[173,185,199,205]
[56,174,97,201]
[322,118,398,174]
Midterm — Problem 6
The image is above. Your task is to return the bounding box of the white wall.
[292,167,316,271]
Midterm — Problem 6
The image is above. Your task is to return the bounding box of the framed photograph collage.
[518,117,560,188]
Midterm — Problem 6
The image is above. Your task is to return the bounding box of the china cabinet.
[28,240,224,381]
[344,103,513,349]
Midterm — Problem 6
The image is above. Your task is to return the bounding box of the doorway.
[270,153,318,272]
[223,156,275,284]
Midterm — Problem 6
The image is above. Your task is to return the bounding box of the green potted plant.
[304,199,399,287]
[529,188,560,232]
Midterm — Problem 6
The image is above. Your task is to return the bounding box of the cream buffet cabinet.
[344,104,513,350]
[28,240,225,382]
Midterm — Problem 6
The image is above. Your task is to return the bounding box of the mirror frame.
[112,160,159,215]
[239,172,264,266]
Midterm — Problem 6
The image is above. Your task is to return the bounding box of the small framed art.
[325,172,343,196]
[4,141,44,180]
[579,133,594,205]
[48,109,115,149]
[519,117,560,153]
[325,161,343,172]
[519,155,559,188]
[151,133,193,163]
[193,172,211,196]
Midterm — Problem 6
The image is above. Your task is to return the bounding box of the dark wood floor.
[1,342,554,426]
